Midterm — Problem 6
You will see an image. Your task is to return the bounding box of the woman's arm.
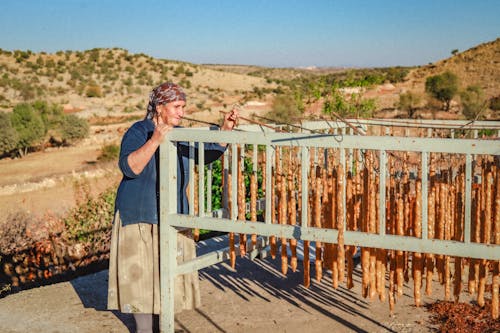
[127,122,171,175]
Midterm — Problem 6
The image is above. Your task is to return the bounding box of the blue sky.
[0,1,498,68]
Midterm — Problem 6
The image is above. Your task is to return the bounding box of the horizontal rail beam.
[168,215,500,260]
[353,118,500,129]
[177,237,268,275]
[167,129,499,155]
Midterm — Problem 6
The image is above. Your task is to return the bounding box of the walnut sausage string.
[369,152,377,299]
[227,171,236,268]
[426,156,436,296]
[280,147,288,275]
[237,146,247,257]
[322,164,332,277]
[361,154,370,298]
[478,166,492,307]
[193,169,200,241]
[413,180,423,307]
[396,191,404,297]
[289,148,298,272]
[314,165,323,282]
[345,168,355,290]
[250,148,258,247]
[337,161,345,285]
[492,162,500,319]
[331,165,339,289]
[270,147,277,259]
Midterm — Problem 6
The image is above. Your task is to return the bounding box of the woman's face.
[157,100,186,126]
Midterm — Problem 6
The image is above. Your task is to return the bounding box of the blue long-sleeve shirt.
[115,119,226,226]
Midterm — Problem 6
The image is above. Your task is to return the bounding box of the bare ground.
[1,246,469,333]
[0,114,493,333]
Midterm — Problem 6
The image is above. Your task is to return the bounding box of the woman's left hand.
[221,107,239,131]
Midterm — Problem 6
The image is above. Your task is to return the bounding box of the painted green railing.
[158,121,500,332]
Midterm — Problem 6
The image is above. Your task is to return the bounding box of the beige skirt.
[107,212,201,314]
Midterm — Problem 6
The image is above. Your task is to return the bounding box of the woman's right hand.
[151,123,172,145]
[127,122,172,175]
[151,111,172,143]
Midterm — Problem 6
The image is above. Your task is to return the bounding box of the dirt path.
[0,125,123,223]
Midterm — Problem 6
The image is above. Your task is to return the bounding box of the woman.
[107,82,238,333]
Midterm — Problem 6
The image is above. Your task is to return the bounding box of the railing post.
[207,163,212,213]
[301,146,309,229]
[421,151,428,240]
[464,154,472,243]
[265,145,273,225]
[340,148,346,229]
[188,143,195,216]
[231,144,238,221]
[379,150,387,236]
[198,142,205,216]
[159,140,179,333]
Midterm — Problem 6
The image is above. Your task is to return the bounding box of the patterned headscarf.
[146,82,186,119]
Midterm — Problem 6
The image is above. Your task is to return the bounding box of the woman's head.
[146,82,186,126]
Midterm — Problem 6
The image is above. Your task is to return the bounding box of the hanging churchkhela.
[216,125,498,320]
[237,146,247,258]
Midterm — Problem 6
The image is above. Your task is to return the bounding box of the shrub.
[97,143,120,162]
[322,89,375,118]
[425,71,459,111]
[0,211,37,253]
[0,112,19,155]
[18,82,37,101]
[174,65,185,76]
[397,92,422,118]
[85,84,102,97]
[489,96,500,111]
[179,78,191,89]
[10,103,45,155]
[60,114,89,142]
[268,94,302,123]
[32,100,64,127]
[63,182,115,248]
[460,85,487,120]
[384,67,409,83]
[123,77,133,86]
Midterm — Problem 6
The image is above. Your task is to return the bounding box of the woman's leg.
[133,313,153,333]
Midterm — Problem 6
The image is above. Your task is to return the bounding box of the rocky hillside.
[0,48,277,122]
[0,38,498,121]
[406,38,500,98]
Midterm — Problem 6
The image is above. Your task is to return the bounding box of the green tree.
[323,88,375,118]
[32,100,64,127]
[397,92,422,118]
[60,114,89,142]
[323,89,348,116]
[460,85,487,120]
[10,103,45,156]
[350,93,376,118]
[0,112,19,156]
[425,71,459,111]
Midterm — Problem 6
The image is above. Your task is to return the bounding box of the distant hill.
[405,38,500,99]
[0,48,277,119]
[0,38,498,121]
